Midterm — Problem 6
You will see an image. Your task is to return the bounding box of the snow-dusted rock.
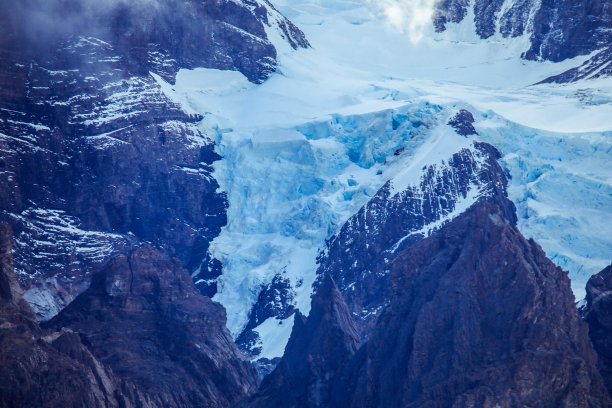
[0,0,307,319]
[433,0,612,63]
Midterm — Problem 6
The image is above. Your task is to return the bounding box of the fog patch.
[369,0,436,43]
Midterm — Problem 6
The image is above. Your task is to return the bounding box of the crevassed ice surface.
[156,0,612,359]
[209,102,446,336]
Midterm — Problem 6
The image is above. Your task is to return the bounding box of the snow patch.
[252,315,296,360]
[391,181,485,252]
[390,125,473,195]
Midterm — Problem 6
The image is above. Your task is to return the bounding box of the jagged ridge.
[245,201,611,407]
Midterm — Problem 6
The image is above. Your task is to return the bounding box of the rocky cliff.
[45,245,258,407]
[316,138,514,340]
[0,222,129,407]
[582,264,612,397]
[243,274,361,408]
[240,131,612,406]
[1,221,259,407]
[540,47,612,84]
[334,202,610,407]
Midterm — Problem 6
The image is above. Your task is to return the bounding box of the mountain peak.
[244,273,361,408]
[46,246,258,407]
[335,200,610,407]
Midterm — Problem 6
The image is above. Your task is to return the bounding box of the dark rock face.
[582,264,612,396]
[523,0,612,62]
[540,47,612,84]
[243,274,361,408]
[0,222,128,408]
[0,0,308,319]
[447,109,478,136]
[248,138,611,406]
[432,0,612,62]
[45,246,258,408]
[0,39,225,318]
[235,107,445,363]
[432,0,470,33]
[1,221,259,407]
[316,141,514,339]
[1,0,309,84]
[472,0,505,39]
[0,224,31,314]
[334,202,610,407]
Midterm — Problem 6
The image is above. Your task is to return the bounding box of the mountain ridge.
[244,200,611,407]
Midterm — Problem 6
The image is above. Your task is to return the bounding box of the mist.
[0,0,163,51]
[369,0,436,43]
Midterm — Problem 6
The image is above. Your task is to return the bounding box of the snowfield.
[156,0,612,359]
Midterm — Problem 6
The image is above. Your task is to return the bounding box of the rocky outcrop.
[582,264,612,396]
[243,274,361,408]
[244,200,611,407]
[433,0,472,33]
[242,135,610,406]
[0,38,226,318]
[447,109,477,136]
[540,47,612,84]
[333,202,610,407]
[1,0,309,84]
[523,0,611,62]
[44,246,258,408]
[236,273,297,359]
[0,0,308,319]
[432,0,612,63]
[1,221,259,407]
[316,141,514,339]
[0,222,129,408]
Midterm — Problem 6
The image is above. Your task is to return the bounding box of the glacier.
[476,117,612,299]
[155,0,612,360]
[209,102,449,336]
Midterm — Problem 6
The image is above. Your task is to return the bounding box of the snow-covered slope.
[157,0,611,361]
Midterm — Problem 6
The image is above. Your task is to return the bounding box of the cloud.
[370,0,436,43]
[0,0,163,49]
